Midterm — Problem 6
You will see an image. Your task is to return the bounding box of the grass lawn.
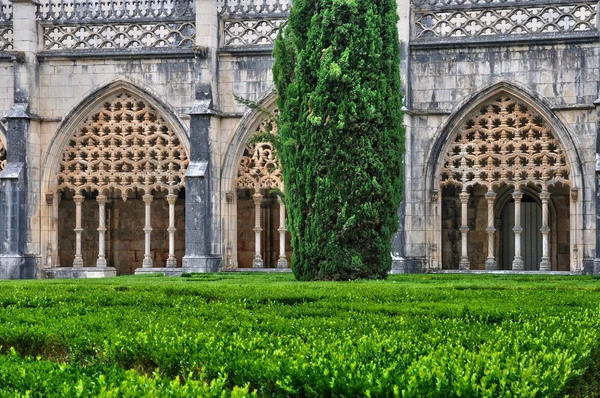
[0,273,599,397]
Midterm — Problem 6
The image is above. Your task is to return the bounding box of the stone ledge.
[42,267,117,279]
[134,267,185,276]
[433,270,583,275]
[222,267,293,273]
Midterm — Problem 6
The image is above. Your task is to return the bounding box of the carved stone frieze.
[414,3,597,41]
[440,95,570,190]
[0,26,11,51]
[222,18,285,47]
[37,0,195,22]
[217,0,291,16]
[57,91,188,198]
[0,0,11,23]
[43,22,194,51]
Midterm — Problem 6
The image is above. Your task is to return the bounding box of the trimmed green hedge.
[0,274,599,396]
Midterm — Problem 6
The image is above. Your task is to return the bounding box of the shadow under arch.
[41,79,191,195]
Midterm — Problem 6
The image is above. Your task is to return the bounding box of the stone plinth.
[42,267,117,279]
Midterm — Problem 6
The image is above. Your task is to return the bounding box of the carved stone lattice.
[217,0,290,16]
[236,115,283,191]
[57,91,188,198]
[37,0,195,21]
[440,95,570,190]
[223,19,285,47]
[0,139,6,173]
[0,26,12,51]
[414,4,597,40]
[412,0,521,7]
[43,22,194,50]
[0,0,11,22]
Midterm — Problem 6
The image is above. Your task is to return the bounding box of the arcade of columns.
[439,95,573,271]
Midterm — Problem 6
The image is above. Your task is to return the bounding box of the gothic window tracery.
[57,91,189,198]
[236,114,283,191]
[440,95,570,190]
[0,139,6,173]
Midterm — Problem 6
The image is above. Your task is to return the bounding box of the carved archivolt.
[57,91,188,198]
[0,138,6,173]
[440,95,570,190]
[236,113,283,191]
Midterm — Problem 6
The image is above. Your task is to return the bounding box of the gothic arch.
[220,90,289,269]
[42,80,190,193]
[42,81,190,273]
[427,83,584,271]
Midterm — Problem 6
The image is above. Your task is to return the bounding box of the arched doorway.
[439,94,574,271]
[55,90,188,274]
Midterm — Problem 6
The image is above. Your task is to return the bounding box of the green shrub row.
[0,274,599,396]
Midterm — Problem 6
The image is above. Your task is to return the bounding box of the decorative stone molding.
[217,0,291,16]
[222,18,285,47]
[0,0,11,52]
[37,0,195,22]
[440,95,570,190]
[57,91,188,198]
[43,22,195,50]
[413,3,597,42]
[412,0,522,8]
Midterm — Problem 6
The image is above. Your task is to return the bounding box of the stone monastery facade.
[0,0,599,278]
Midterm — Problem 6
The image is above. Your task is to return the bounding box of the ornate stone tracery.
[440,95,570,191]
[57,91,188,198]
[236,114,283,191]
[0,138,6,173]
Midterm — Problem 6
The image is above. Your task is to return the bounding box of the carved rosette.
[57,91,188,199]
[440,95,570,190]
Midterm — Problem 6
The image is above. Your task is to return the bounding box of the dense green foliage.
[273,0,405,280]
[0,274,599,396]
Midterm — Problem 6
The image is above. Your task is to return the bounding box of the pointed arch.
[221,89,279,192]
[42,79,190,195]
[425,82,585,196]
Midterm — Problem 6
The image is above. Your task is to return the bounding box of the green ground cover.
[0,273,599,397]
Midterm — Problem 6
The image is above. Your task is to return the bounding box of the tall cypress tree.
[273,0,404,280]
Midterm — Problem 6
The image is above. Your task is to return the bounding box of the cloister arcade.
[232,111,291,269]
[434,94,579,271]
[53,91,189,274]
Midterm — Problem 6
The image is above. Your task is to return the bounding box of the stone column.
[277,199,288,268]
[73,194,84,268]
[96,194,107,267]
[570,188,579,271]
[253,193,264,268]
[485,190,496,270]
[512,190,524,270]
[539,190,551,271]
[459,191,470,270]
[142,194,153,268]
[0,0,38,279]
[166,194,177,268]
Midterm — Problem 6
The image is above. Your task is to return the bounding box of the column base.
[73,257,84,268]
[539,257,551,271]
[277,258,288,269]
[459,258,470,270]
[42,267,117,279]
[485,258,497,271]
[253,257,264,268]
[390,257,427,274]
[594,258,600,276]
[181,255,221,273]
[166,257,177,268]
[0,255,37,279]
[96,257,107,267]
[512,258,524,271]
